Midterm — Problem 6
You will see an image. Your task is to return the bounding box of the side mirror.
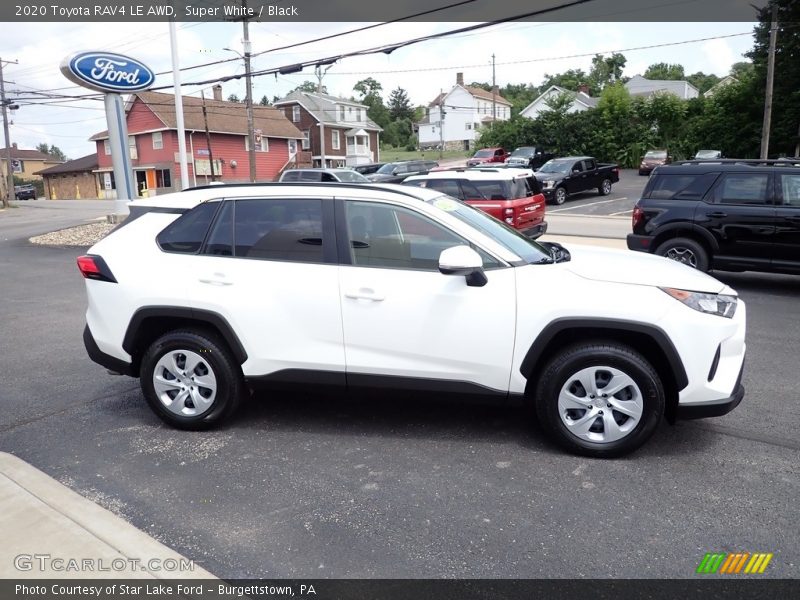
[439,246,487,287]
[392,168,400,176]
[572,168,581,174]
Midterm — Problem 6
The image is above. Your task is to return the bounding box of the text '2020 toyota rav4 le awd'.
[79,182,746,457]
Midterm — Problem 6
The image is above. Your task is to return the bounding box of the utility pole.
[760,2,778,160]
[438,102,445,160]
[169,20,190,190]
[491,53,496,124]
[242,0,256,182]
[201,91,216,181]
[1,57,19,209]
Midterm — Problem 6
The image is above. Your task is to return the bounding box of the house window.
[103,140,110,155]
[302,130,311,150]
[331,130,340,150]
[356,108,362,122]
[152,131,163,150]
[245,136,269,152]
[466,123,472,130]
[155,168,172,188]
[128,136,137,159]
[288,139,298,156]
[292,106,300,122]
[339,106,345,120]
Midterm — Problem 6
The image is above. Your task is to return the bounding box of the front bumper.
[677,361,745,420]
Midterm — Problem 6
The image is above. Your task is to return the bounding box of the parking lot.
[0,199,798,579]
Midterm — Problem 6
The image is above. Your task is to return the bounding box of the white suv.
[79,183,746,457]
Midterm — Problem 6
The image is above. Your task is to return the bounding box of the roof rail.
[179,181,425,200]
[673,158,800,166]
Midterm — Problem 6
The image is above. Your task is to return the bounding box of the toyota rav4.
[79,183,746,457]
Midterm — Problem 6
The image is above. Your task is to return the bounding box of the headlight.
[543,180,555,189]
[660,287,737,318]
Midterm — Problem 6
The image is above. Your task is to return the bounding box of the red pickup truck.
[466,147,509,167]
[402,168,547,239]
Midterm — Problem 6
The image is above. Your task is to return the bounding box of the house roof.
[90,91,304,141]
[428,86,512,107]
[35,153,98,175]
[520,85,598,115]
[625,75,699,97]
[0,147,63,162]
[273,90,382,131]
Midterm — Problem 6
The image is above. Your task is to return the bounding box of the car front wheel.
[533,342,665,458]
[552,186,567,205]
[140,329,244,430]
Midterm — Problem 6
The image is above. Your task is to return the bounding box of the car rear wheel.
[532,342,664,458]
[598,178,612,195]
[552,186,567,205]
[655,237,709,271]
[140,329,244,430]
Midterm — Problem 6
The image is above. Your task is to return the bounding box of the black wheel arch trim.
[649,222,719,253]
[122,306,248,365]
[520,318,689,391]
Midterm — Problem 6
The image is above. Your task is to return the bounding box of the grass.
[378,148,472,162]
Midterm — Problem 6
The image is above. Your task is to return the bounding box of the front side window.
[157,201,220,254]
[233,199,323,262]
[714,173,770,205]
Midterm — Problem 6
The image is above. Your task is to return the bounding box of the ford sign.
[60,51,155,93]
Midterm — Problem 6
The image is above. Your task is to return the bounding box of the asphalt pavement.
[0,198,797,580]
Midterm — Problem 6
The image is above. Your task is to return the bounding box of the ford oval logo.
[60,51,155,93]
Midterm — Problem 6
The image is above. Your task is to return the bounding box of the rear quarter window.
[644,173,718,200]
[157,201,220,254]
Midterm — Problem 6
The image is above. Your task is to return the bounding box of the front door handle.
[706,211,728,218]
[199,273,232,286]
[344,288,385,302]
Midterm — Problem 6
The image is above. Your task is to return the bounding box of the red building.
[90,87,305,197]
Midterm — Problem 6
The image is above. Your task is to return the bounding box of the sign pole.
[105,93,136,219]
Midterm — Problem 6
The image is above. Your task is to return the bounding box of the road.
[0,198,797,579]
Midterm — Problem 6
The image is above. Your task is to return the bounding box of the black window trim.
[157,199,224,255]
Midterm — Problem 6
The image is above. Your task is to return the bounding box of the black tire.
[139,329,244,430]
[532,342,665,458]
[551,186,567,205]
[598,178,612,196]
[655,237,709,271]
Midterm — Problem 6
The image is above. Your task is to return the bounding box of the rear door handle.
[199,273,232,286]
[706,211,728,218]
[344,288,385,302]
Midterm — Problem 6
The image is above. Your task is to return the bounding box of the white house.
[625,75,699,99]
[417,73,512,151]
[520,85,598,120]
[704,76,738,98]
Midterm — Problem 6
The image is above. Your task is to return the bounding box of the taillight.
[631,206,645,230]
[77,255,117,283]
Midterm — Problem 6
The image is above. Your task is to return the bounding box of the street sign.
[60,51,155,93]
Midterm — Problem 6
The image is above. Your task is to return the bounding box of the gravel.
[29,221,116,247]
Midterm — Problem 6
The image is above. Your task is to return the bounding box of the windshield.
[695,150,720,158]
[511,148,535,157]
[473,149,494,158]
[538,160,571,174]
[645,151,667,159]
[375,163,399,174]
[335,170,368,182]
[425,195,551,265]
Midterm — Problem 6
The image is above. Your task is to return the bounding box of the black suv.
[14,184,37,200]
[365,160,439,183]
[627,159,800,274]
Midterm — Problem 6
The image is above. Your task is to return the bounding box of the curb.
[0,452,216,580]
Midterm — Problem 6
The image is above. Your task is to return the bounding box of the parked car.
[693,150,724,160]
[351,163,386,175]
[505,146,555,171]
[78,181,746,457]
[403,167,547,238]
[279,168,369,183]
[14,184,37,200]
[639,149,672,175]
[627,159,800,275]
[466,147,509,167]
[535,157,620,205]
[366,160,438,183]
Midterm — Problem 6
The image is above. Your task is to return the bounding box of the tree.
[388,87,414,121]
[259,95,270,106]
[588,53,627,92]
[729,61,754,79]
[643,63,685,80]
[500,83,539,116]
[292,81,318,93]
[468,81,492,92]
[353,77,383,99]
[686,72,720,94]
[36,143,67,161]
[227,94,240,103]
[354,78,390,131]
[540,69,591,94]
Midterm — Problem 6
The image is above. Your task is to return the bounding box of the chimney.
[212,84,223,101]
[578,83,590,96]
[492,85,499,95]
[12,142,18,149]
[456,72,464,86]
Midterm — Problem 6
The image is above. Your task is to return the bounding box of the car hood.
[561,244,729,293]
[535,173,564,182]
[366,173,394,181]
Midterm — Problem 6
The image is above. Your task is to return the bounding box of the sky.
[0,19,756,159]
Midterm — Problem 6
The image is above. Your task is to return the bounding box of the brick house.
[36,153,100,200]
[89,88,304,197]
[273,91,382,168]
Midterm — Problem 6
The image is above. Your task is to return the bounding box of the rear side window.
[645,173,718,200]
[233,199,324,262]
[472,180,510,200]
[777,173,800,207]
[714,173,770,205]
[425,179,463,199]
[299,171,323,182]
[157,201,219,254]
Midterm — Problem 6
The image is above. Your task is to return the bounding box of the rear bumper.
[521,221,548,239]
[83,325,135,376]
[626,234,653,252]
